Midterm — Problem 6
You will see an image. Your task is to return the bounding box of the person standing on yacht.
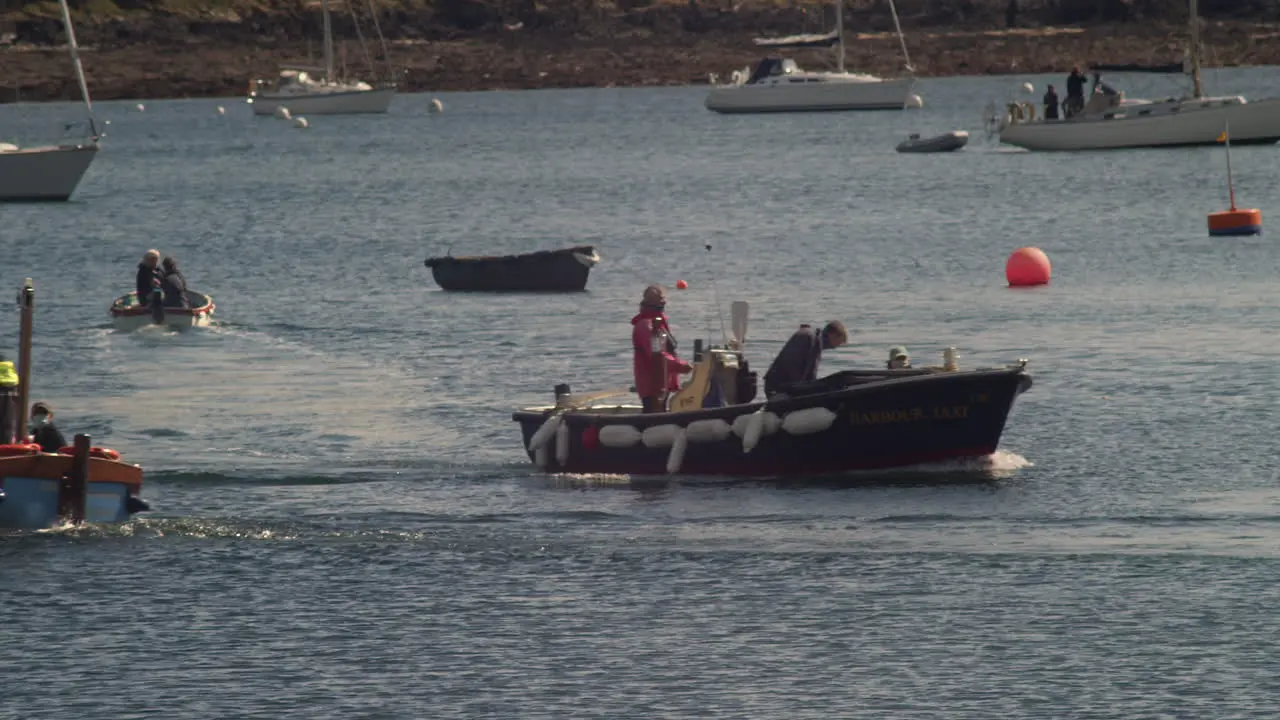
[1043,84,1061,120]
[1065,66,1088,117]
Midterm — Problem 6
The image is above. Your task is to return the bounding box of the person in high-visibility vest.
[0,358,17,387]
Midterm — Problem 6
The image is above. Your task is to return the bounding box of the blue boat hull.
[0,476,138,530]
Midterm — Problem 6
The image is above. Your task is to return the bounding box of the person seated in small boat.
[763,321,848,398]
[160,256,190,308]
[888,346,911,369]
[632,284,693,414]
[27,402,66,453]
[135,249,162,306]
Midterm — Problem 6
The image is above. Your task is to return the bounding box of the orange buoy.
[675,279,689,290]
[1209,123,1262,236]
[1006,247,1051,287]
[1209,208,1262,236]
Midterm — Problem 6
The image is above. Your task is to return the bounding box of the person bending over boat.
[135,249,162,306]
[160,256,190,308]
[28,402,66,453]
[632,284,692,413]
[763,321,848,398]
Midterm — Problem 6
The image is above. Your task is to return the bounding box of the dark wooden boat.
[424,246,601,292]
[512,338,1033,478]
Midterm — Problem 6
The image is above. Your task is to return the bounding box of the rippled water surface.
[4,67,1280,717]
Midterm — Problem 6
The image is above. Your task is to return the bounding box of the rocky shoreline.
[4,13,1280,103]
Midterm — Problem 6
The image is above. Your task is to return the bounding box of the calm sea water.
[4,66,1280,717]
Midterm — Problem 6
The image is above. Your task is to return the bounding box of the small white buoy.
[292,116,309,128]
[906,93,923,108]
[429,98,444,114]
[135,103,145,112]
[216,105,226,115]
[1022,82,1034,93]
[274,106,292,120]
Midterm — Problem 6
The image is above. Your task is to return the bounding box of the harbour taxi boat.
[109,289,215,332]
[0,280,149,530]
[512,301,1032,477]
[424,246,601,292]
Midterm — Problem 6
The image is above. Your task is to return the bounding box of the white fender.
[742,408,765,453]
[642,423,682,449]
[534,444,548,469]
[781,407,838,435]
[685,418,732,444]
[598,424,642,448]
[555,421,570,466]
[731,413,753,438]
[528,413,562,452]
[762,411,781,435]
[666,428,687,474]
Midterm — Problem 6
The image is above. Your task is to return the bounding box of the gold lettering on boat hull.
[850,405,971,425]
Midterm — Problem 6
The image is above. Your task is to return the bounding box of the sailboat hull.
[706,76,916,113]
[0,143,97,202]
[1000,97,1280,151]
[249,86,396,116]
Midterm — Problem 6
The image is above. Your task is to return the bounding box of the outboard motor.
[150,287,164,324]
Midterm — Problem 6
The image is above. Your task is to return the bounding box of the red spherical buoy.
[582,426,600,450]
[1006,247,1051,287]
[675,279,689,290]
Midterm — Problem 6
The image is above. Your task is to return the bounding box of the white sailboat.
[0,0,99,202]
[998,0,1280,151]
[247,0,396,116]
[705,0,917,114]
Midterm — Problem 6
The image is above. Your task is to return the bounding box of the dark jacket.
[32,423,66,453]
[136,263,161,306]
[763,325,824,397]
[161,262,189,308]
[1043,89,1060,119]
[1066,71,1087,99]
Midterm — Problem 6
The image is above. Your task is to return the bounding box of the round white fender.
[555,421,570,466]
[733,410,780,438]
[599,424,642,448]
[667,428,687,474]
[781,407,838,436]
[528,413,562,452]
[642,423,682,449]
[534,444,548,469]
[685,418,732,444]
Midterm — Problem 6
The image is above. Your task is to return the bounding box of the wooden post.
[16,279,33,442]
[62,433,90,524]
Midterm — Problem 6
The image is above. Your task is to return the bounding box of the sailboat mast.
[322,0,335,82]
[835,0,845,74]
[56,0,98,139]
[1189,0,1203,98]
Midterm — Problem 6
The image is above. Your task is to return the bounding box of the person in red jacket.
[632,284,692,413]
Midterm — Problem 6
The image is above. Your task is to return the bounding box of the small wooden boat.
[109,290,215,332]
[424,246,601,292]
[0,279,149,530]
[896,130,969,153]
[512,301,1033,477]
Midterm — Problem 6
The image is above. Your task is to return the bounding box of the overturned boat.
[424,246,601,292]
[896,130,969,153]
[1,280,149,530]
[109,290,215,332]
[512,302,1032,477]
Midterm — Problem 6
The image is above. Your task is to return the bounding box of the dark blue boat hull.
[513,366,1032,477]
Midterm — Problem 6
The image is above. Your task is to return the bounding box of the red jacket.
[632,310,686,397]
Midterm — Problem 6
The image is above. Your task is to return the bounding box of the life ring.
[56,446,121,461]
[0,443,41,457]
[1006,102,1024,124]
